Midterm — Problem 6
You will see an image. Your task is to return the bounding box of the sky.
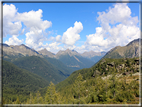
[2,2,140,54]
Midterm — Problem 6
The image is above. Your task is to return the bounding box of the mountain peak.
[104,38,141,58]
[126,38,141,46]
[65,48,71,52]
[38,48,55,57]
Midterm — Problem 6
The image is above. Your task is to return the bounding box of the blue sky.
[3,2,140,53]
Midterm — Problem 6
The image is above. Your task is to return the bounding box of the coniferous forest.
[3,57,140,104]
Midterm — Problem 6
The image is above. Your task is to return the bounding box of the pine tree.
[15,96,21,104]
[73,73,85,104]
[45,82,60,104]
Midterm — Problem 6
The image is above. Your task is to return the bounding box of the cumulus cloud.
[86,27,108,47]
[3,4,22,37]
[5,35,23,45]
[3,4,52,51]
[62,21,83,45]
[16,9,52,31]
[37,42,62,54]
[25,30,48,50]
[56,35,61,42]
[86,3,140,52]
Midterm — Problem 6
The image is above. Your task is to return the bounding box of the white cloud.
[86,27,108,47]
[5,35,23,45]
[85,3,140,52]
[3,4,17,20]
[16,8,52,49]
[3,4,22,37]
[63,45,76,51]
[45,42,62,54]
[3,4,52,51]
[17,9,52,31]
[56,35,61,42]
[62,21,83,45]
[25,30,48,50]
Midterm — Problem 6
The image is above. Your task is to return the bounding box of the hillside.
[56,57,139,91]
[22,57,140,104]
[104,38,141,59]
[54,57,139,104]
[3,60,49,103]
[12,56,67,84]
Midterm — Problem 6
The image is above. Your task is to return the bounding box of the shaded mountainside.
[12,56,68,84]
[81,51,106,63]
[44,57,74,75]
[55,49,95,71]
[3,60,49,103]
[81,50,106,58]
[104,38,141,59]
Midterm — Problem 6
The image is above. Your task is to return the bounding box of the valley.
[2,38,141,104]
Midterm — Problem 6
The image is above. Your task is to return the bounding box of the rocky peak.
[38,48,55,57]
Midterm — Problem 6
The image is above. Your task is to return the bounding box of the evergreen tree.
[45,82,60,104]
[73,73,85,104]
[15,96,21,104]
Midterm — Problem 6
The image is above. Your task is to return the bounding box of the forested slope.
[3,60,49,103]
[12,56,67,84]
[8,57,139,104]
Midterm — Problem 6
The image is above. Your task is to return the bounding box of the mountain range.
[2,38,141,104]
[1,43,106,71]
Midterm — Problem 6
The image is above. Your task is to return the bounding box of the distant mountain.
[81,50,104,58]
[55,49,80,58]
[44,57,74,75]
[1,44,42,62]
[38,48,55,58]
[81,50,106,63]
[1,43,105,72]
[3,44,40,56]
[12,56,68,84]
[3,60,49,103]
[54,49,95,71]
[104,38,141,59]
[1,44,75,75]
